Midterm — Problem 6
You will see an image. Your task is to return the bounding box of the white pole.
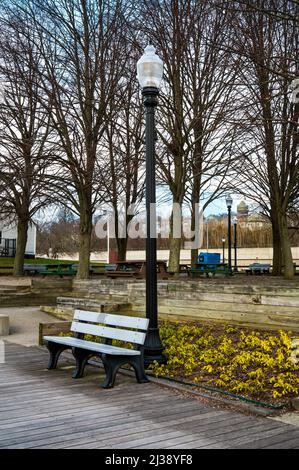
[107,217,109,264]
[206,220,209,252]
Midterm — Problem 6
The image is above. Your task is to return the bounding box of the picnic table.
[42,263,78,277]
[245,263,271,275]
[189,252,232,277]
[105,260,169,279]
[23,264,48,275]
[179,264,191,275]
[42,264,94,277]
[23,263,83,277]
[166,264,191,276]
[190,262,232,277]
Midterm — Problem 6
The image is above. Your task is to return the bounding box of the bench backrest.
[249,263,271,268]
[23,264,47,271]
[71,310,149,346]
[105,264,117,271]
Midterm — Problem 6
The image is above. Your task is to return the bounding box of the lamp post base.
[143,327,168,368]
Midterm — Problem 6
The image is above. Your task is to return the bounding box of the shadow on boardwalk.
[0,342,299,449]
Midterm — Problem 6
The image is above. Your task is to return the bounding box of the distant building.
[236,200,270,230]
[237,200,249,218]
[246,213,270,229]
[0,220,36,258]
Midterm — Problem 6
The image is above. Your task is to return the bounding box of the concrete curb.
[291,397,299,411]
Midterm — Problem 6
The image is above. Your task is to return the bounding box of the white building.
[0,220,36,258]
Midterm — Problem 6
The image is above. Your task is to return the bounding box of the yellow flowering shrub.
[150,321,299,403]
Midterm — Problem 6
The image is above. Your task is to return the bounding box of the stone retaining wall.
[0,278,72,307]
[72,279,299,332]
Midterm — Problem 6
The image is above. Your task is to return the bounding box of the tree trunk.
[191,248,198,267]
[272,229,282,276]
[190,201,200,266]
[117,237,127,262]
[278,212,294,280]
[168,204,181,274]
[190,189,200,267]
[77,203,92,279]
[271,212,282,276]
[13,217,29,276]
[168,237,181,274]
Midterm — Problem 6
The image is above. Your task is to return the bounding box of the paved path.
[0,307,64,347]
[0,342,299,449]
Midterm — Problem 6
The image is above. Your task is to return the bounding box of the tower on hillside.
[237,201,249,219]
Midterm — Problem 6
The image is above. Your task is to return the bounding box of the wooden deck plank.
[132,417,260,449]
[0,398,198,428]
[0,402,204,442]
[163,421,286,450]
[49,411,221,449]
[262,437,299,449]
[0,342,298,449]
[233,428,299,449]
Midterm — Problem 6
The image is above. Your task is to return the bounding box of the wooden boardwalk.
[0,342,299,449]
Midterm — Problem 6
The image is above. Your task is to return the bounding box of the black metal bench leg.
[101,354,122,389]
[72,348,92,379]
[130,357,149,384]
[101,354,149,389]
[46,342,69,370]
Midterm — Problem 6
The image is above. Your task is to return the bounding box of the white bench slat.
[71,321,147,345]
[43,336,141,356]
[74,310,149,331]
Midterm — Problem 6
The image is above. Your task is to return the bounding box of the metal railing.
[0,238,16,257]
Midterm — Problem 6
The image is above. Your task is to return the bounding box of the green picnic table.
[41,263,78,277]
[190,263,232,278]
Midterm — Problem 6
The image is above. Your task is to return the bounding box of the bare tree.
[15,0,134,278]
[138,0,237,272]
[101,46,145,261]
[180,1,238,265]
[0,10,54,275]
[228,0,299,278]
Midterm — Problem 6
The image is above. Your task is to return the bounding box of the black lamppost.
[233,217,238,272]
[222,237,226,264]
[137,45,166,367]
[225,195,233,273]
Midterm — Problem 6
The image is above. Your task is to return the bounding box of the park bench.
[0,265,14,273]
[105,262,136,278]
[104,263,117,272]
[43,309,149,389]
[23,264,47,275]
[245,263,271,275]
[106,260,169,280]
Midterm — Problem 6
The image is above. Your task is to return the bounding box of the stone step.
[0,292,59,307]
[0,286,30,293]
[0,289,22,295]
[40,305,75,321]
[56,296,130,312]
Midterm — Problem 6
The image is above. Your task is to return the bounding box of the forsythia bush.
[150,322,299,402]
